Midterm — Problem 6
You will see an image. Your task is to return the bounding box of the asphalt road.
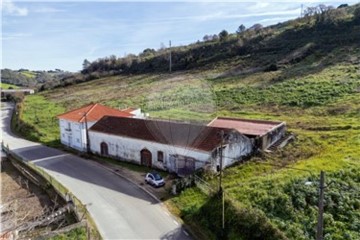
[1,102,191,240]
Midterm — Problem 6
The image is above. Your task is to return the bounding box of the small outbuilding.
[207,117,286,150]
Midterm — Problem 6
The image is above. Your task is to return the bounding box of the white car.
[145,172,165,187]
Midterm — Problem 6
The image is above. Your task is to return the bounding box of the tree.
[219,30,229,41]
[337,4,348,9]
[203,34,212,42]
[354,7,360,24]
[249,23,263,32]
[236,24,246,35]
[82,59,91,70]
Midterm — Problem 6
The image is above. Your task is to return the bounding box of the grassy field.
[13,95,65,147]
[0,82,19,89]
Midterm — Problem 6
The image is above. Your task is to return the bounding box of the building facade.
[57,104,134,151]
[208,117,286,150]
[89,116,253,175]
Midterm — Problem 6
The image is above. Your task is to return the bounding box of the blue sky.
[2,1,358,72]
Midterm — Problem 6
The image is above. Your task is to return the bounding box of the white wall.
[59,119,96,151]
[129,108,145,119]
[212,133,254,171]
[88,131,211,171]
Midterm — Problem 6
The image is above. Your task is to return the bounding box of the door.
[141,149,152,167]
[100,142,108,155]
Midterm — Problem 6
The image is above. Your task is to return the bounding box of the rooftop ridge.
[216,116,283,125]
[80,103,98,122]
[57,103,95,120]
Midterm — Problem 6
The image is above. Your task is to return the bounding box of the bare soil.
[1,159,53,237]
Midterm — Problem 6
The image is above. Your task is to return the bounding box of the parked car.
[145,172,165,187]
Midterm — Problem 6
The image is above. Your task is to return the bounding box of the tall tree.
[236,24,246,35]
[219,30,229,41]
[82,59,91,70]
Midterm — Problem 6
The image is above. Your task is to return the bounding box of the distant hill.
[80,3,360,78]
[0,68,74,90]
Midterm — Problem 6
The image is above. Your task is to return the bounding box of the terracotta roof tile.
[90,116,232,152]
[57,103,133,123]
[208,117,284,136]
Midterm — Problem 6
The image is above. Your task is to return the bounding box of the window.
[77,138,80,143]
[157,151,164,162]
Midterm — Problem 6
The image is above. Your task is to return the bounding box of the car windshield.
[152,173,162,180]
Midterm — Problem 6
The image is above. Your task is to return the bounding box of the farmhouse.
[207,117,286,150]
[88,116,254,175]
[57,103,138,151]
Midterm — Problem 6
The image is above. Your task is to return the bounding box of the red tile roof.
[90,116,233,152]
[57,103,133,123]
[208,117,284,137]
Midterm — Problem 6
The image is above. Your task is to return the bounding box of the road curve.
[1,102,191,240]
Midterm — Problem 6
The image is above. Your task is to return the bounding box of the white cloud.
[33,7,65,13]
[1,33,32,41]
[2,0,28,16]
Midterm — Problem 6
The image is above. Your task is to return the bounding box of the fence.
[194,175,217,196]
[1,142,102,240]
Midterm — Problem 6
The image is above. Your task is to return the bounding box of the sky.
[2,1,358,72]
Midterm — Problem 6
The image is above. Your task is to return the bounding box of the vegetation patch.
[0,82,19,89]
[13,95,65,147]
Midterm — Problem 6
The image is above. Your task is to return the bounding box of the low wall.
[1,142,102,240]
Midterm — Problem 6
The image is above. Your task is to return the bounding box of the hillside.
[0,68,73,90]
[12,4,360,240]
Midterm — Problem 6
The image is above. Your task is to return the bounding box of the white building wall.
[88,131,211,171]
[213,134,254,170]
[59,119,96,151]
[129,108,145,119]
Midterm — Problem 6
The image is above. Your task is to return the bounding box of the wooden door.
[100,142,108,155]
[141,149,152,167]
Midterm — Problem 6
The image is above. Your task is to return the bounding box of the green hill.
[13,4,360,240]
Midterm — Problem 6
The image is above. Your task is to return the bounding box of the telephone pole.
[316,171,325,240]
[169,40,172,73]
[84,112,90,154]
[218,130,225,231]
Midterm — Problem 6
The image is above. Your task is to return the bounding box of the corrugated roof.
[90,116,231,152]
[57,103,133,123]
[208,117,284,137]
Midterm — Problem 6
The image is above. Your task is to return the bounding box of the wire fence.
[194,175,217,196]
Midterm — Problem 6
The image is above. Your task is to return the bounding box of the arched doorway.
[100,142,108,155]
[140,149,152,167]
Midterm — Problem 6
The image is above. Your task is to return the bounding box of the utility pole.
[84,112,90,154]
[316,171,325,240]
[169,40,172,73]
[301,4,304,17]
[218,130,225,232]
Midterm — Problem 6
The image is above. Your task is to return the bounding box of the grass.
[0,82,19,89]
[20,71,36,79]
[46,227,87,240]
[13,95,65,147]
